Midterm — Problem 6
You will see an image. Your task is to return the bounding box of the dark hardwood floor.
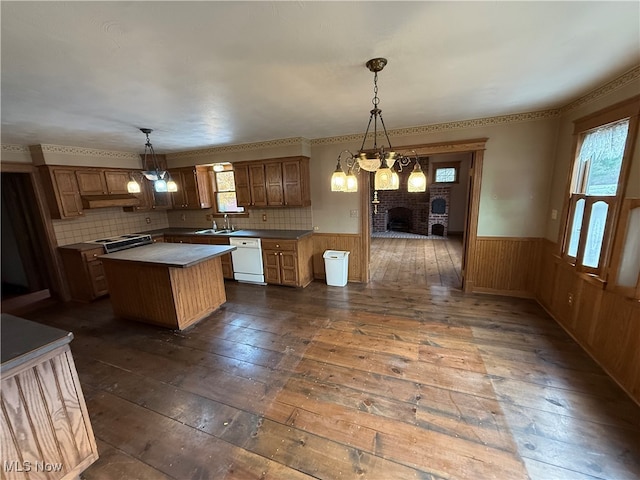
[21,247,640,479]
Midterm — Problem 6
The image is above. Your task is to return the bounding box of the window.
[433,162,460,183]
[560,96,639,279]
[213,168,244,214]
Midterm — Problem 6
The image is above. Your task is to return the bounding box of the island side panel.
[169,256,226,330]
[101,261,180,328]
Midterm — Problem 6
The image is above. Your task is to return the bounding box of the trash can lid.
[323,250,350,258]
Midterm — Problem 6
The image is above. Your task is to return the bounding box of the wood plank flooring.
[22,266,640,479]
[370,236,462,288]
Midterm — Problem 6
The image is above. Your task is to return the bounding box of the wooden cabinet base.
[102,257,226,330]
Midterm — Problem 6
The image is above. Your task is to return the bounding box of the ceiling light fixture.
[330,58,426,193]
[128,128,178,194]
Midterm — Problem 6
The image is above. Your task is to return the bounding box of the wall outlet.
[205,214,212,221]
[350,209,359,218]
[180,214,186,221]
[313,226,319,231]
[551,209,558,220]
[145,217,151,224]
[262,214,267,222]
[568,293,574,306]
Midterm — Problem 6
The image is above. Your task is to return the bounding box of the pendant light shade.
[374,157,396,190]
[407,161,427,192]
[331,158,347,192]
[345,167,358,193]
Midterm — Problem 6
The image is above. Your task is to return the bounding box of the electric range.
[87,234,153,253]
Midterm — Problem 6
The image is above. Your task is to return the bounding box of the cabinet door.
[234,165,252,206]
[282,159,304,206]
[51,168,83,218]
[279,251,299,286]
[182,170,201,208]
[76,169,107,195]
[87,261,109,297]
[104,170,131,194]
[265,162,284,206]
[249,164,267,206]
[262,250,282,284]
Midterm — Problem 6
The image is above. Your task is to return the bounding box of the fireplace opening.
[431,223,445,236]
[387,207,412,232]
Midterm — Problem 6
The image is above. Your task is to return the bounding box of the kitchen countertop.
[58,228,314,251]
[99,243,236,268]
[1,314,73,374]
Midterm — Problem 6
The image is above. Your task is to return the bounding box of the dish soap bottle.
[213,220,217,230]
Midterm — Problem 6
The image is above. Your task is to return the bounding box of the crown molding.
[167,137,311,159]
[310,109,561,146]
[560,65,640,114]
[1,144,30,153]
[35,144,139,160]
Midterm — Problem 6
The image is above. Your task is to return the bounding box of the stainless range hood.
[81,194,140,209]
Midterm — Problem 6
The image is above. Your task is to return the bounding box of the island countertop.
[100,243,236,268]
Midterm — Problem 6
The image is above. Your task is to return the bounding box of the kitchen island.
[100,243,235,330]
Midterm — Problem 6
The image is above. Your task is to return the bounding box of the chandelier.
[330,58,426,193]
[127,128,178,194]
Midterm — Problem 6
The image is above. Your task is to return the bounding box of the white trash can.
[323,250,350,286]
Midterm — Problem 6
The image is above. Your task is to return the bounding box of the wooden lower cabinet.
[59,246,109,302]
[261,236,313,287]
[164,235,233,279]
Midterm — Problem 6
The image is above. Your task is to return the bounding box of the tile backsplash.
[167,207,313,231]
[53,208,170,245]
[53,206,313,246]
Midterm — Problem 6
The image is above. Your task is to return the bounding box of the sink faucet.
[223,214,229,230]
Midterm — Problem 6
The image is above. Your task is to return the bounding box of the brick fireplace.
[428,185,450,236]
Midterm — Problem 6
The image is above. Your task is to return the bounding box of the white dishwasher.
[229,237,266,284]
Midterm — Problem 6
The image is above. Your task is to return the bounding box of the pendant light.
[127,128,178,194]
[330,58,425,193]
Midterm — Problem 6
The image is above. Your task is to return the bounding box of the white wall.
[310,115,559,237]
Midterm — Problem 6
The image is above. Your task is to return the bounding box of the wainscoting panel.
[537,239,640,404]
[469,237,542,296]
[312,233,362,283]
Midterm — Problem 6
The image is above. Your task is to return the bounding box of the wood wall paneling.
[312,233,362,283]
[0,346,98,480]
[470,237,541,297]
[537,239,640,405]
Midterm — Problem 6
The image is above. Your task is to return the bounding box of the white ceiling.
[2,1,639,154]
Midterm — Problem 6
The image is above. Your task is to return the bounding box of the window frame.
[558,95,640,281]
[608,198,640,299]
[432,161,460,184]
[211,165,248,216]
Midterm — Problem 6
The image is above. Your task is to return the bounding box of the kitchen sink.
[195,229,235,235]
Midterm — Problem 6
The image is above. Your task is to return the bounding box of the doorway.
[368,152,471,289]
[1,166,66,313]
[358,138,487,291]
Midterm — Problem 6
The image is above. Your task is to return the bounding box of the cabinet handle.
[93,254,98,258]
[275,244,280,248]
[279,252,283,256]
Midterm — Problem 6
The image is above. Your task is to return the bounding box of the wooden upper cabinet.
[265,162,284,206]
[104,169,131,194]
[282,157,310,207]
[234,165,252,206]
[76,169,108,195]
[233,156,310,208]
[249,164,267,206]
[169,166,212,209]
[38,166,84,219]
[76,167,133,196]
